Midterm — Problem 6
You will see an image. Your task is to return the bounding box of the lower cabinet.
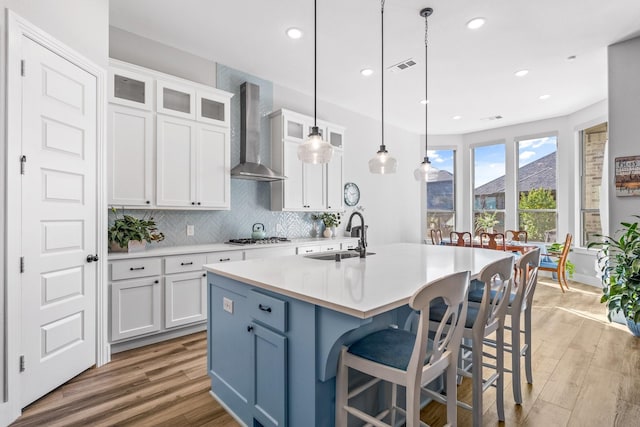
[209,279,288,427]
[165,271,207,328]
[111,276,162,341]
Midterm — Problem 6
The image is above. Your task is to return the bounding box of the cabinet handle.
[180,262,193,266]
[197,202,201,205]
[247,325,254,332]
[202,273,206,277]
[130,266,145,271]
[154,280,159,284]
[258,304,272,313]
[219,258,231,262]
[326,247,335,251]
[146,200,150,204]
[305,249,313,253]
[191,202,195,205]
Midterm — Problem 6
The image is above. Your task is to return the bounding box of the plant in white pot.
[313,212,342,238]
[589,216,640,336]
[108,207,165,252]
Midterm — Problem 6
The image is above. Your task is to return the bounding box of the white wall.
[608,37,640,235]
[0,1,108,422]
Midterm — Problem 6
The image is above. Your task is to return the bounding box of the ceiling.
[109,0,640,135]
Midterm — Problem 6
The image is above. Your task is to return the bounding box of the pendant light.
[414,7,433,181]
[369,0,398,174]
[297,0,334,164]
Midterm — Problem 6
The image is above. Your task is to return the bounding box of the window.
[517,136,558,242]
[473,143,505,234]
[581,123,607,246]
[426,149,455,236]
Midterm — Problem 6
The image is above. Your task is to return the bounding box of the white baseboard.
[110,323,207,354]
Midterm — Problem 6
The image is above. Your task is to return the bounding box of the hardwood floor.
[12,278,640,426]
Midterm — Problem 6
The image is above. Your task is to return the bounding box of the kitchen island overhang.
[204,243,513,427]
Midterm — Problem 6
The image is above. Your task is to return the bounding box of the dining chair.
[425,256,514,427]
[506,230,528,243]
[430,229,443,245]
[468,248,540,404]
[480,232,506,251]
[539,233,572,292]
[335,271,470,427]
[450,231,473,247]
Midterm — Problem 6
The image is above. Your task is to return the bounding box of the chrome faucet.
[345,212,367,258]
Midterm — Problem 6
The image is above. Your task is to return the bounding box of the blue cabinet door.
[209,282,252,425]
[251,322,287,427]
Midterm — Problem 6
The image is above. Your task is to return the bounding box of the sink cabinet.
[270,109,344,212]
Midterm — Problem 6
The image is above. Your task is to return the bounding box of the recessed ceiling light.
[286,28,303,39]
[420,99,429,105]
[539,94,551,100]
[514,69,529,77]
[360,68,374,77]
[452,115,462,120]
[466,17,486,30]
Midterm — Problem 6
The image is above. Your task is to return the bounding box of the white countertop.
[107,237,358,260]
[204,243,513,319]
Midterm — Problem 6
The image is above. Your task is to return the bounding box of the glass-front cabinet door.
[327,125,345,150]
[197,90,230,127]
[109,67,153,110]
[282,111,309,143]
[156,80,196,120]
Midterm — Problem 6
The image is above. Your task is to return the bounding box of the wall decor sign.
[615,155,640,196]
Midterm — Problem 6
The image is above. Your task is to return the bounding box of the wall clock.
[344,182,360,206]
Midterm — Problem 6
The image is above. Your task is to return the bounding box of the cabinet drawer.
[297,245,321,255]
[248,290,287,333]
[165,254,206,274]
[111,258,161,281]
[321,243,340,252]
[206,250,243,264]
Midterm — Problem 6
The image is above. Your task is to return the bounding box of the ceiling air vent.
[388,58,417,72]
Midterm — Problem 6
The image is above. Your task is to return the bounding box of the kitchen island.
[204,243,512,427]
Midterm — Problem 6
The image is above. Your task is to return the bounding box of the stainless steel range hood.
[230,82,286,182]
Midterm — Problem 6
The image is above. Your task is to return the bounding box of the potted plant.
[475,211,499,234]
[108,207,165,252]
[312,212,342,238]
[589,216,640,336]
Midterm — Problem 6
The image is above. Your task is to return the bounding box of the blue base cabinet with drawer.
[207,273,402,427]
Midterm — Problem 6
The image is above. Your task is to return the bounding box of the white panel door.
[20,36,97,406]
[108,105,154,206]
[157,115,195,207]
[196,124,230,208]
[326,151,344,210]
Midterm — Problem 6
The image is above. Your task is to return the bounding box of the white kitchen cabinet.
[244,246,297,260]
[165,271,207,328]
[297,245,322,255]
[156,79,196,120]
[326,150,343,210]
[108,105,155,206]
[270,109,344,212]
[197,90,230,127]
[206,251,244,264]
[157,115,230,209]
[110,277,162,341]
[108,66,153,110]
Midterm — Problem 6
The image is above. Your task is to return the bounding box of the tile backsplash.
[109,64,342,247]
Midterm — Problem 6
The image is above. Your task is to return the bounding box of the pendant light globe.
[369,0,397,174]
[414,7,433,181]
[297,0,333,164]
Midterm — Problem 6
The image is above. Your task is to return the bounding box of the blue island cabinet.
[207,273,400,427]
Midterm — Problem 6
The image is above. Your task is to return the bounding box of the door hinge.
[19,355,25,372]
[21,59,25,77]
[20,256,24,273]
[20,155,27,175]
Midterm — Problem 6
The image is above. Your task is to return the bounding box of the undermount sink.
[305,251,376,261]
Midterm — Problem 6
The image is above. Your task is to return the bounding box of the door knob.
[86,254,99,263]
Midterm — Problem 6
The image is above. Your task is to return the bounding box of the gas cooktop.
[225,237,291,246]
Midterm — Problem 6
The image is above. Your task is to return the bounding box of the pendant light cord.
[381,0,385,149]
[313,0,317,128]
[424,12,428,155]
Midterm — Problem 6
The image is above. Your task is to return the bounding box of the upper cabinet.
[270,109,345,212]
[107,59,233,210]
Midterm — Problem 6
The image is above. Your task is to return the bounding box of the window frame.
[425,149,457,239]
[579,123,608,247]
[472,141,507,235]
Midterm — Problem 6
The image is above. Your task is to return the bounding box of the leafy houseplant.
[312,212,342,237]
[108,207,165,252]
[475,211,499,234]
[589,216,640,335]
